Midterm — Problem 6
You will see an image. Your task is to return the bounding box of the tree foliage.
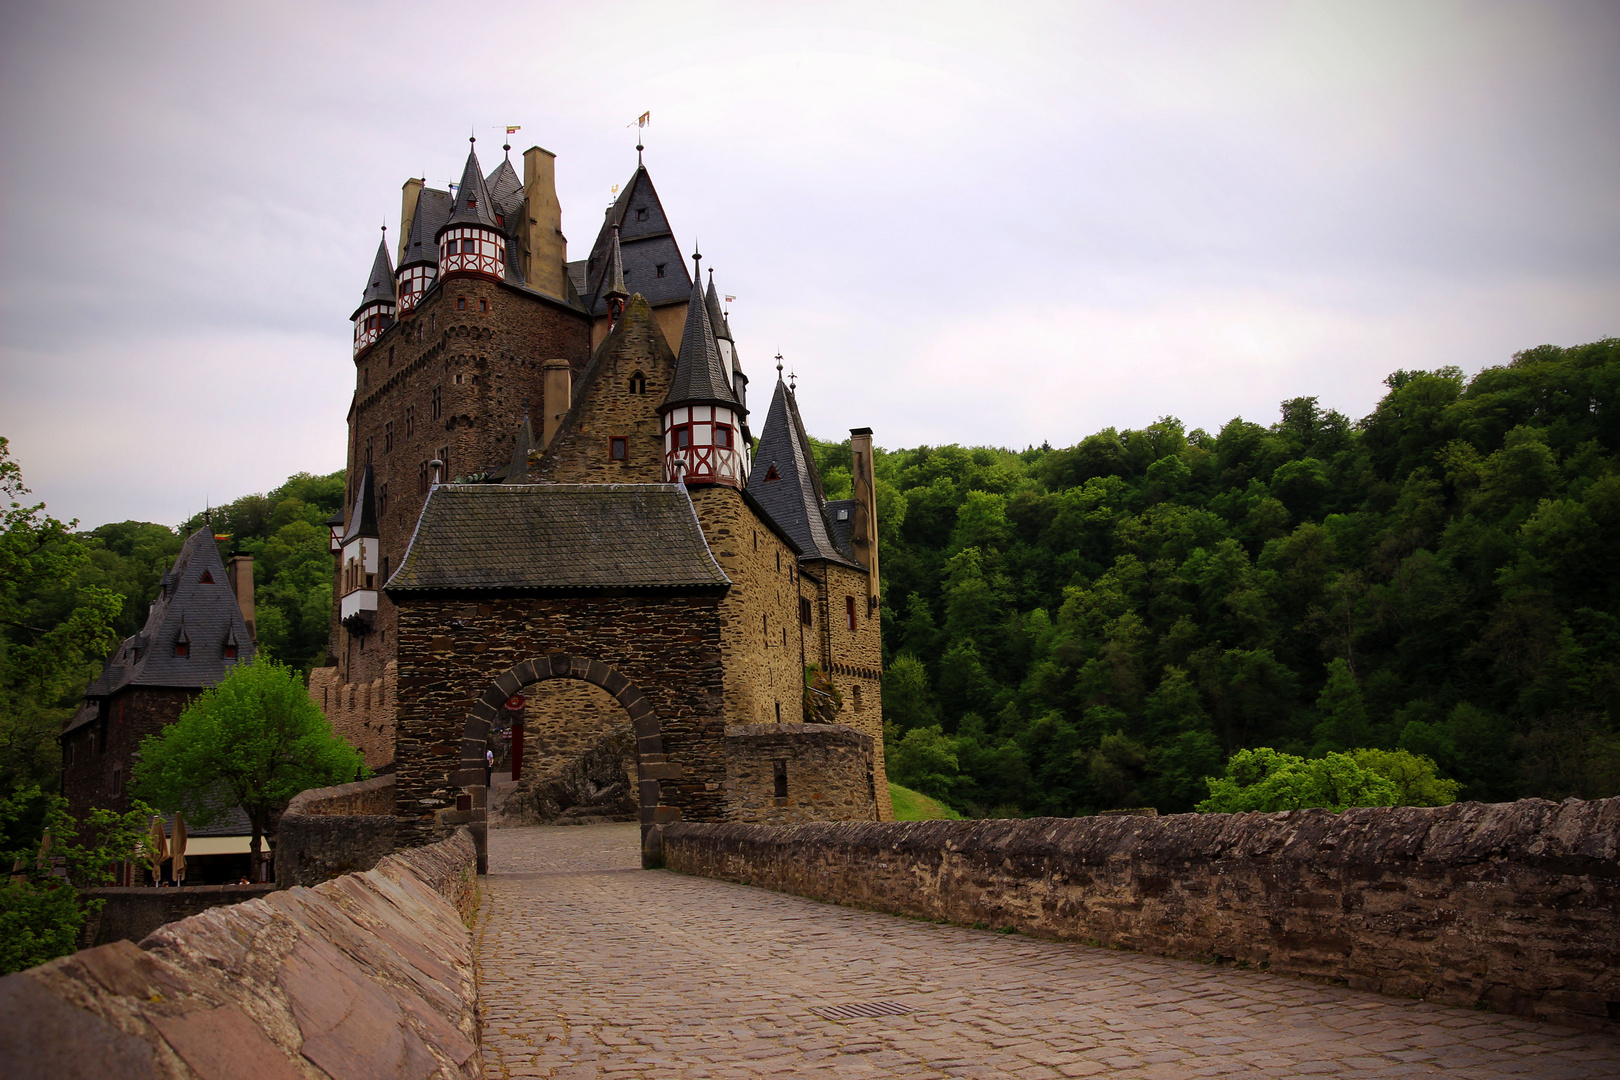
[861,338,1620,816]
[132,659,364,866]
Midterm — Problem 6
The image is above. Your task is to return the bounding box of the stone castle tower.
[310,135,891,853]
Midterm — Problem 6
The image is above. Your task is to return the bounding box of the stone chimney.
[226,555,256,641]
[521,147,566,300]
[542,360,572,448]
[398,177,423,266]
[849,428,880,612]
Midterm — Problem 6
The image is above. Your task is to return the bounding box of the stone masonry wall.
[725,723,877,823]
[79,884,277,950]
[309,661,397,770]
[275,776,398,890]
[516,679,634,780]
[687,485,806,728]
[0,828,482,1080]
[529,294,675,485]
[337,275,592,687]
[392,593,729,848]
[813,559,890,820]
[62,688,194,821]
[664,798,1620,1032]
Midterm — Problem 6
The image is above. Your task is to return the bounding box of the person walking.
[486,747,494,785]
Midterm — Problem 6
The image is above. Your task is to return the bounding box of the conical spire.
[660,252,738,412]
[704,272,731,343]
[400,186,450,269]
[342,464,379,544]
[603,223,628,303]
[504,414,534,484]
[359,234,394,307]
[440,139,501,234]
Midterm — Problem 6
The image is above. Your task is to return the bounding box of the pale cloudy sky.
[1,0,1615,528]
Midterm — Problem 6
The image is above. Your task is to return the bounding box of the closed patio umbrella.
[171,813,188,885]
[147,815,168,885]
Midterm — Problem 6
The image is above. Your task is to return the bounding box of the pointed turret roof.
[356,235,395,310]
[486,156,523,218]
[439,141,501,234]
[569,161,690,315]
[744,378,859,566]
[73,528,255,707]
[400,187,452,269]
[704,274,731,343]
[503,415,535,483]
[661,259,739,412]
[603,224,628,302]
[342,463,379,544]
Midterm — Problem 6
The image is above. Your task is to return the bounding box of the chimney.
[226,555,256,642]
[398,177,424,265]
[542,360,571,448]
[849,428,880,612]
[521,147,566,299]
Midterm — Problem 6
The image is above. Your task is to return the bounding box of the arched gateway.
[449,653,684,871]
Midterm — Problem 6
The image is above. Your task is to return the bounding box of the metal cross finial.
[789,369,798,392]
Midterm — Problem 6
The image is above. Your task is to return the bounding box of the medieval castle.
[309,134,891,864]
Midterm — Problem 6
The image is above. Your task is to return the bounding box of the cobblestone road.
[476,824,1620,1079]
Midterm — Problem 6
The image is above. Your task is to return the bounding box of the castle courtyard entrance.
[476,823,1620,1077]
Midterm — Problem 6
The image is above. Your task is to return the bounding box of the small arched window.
[629,370,647,395]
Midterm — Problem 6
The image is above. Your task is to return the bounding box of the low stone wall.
[0,827,481,1080]
[725,722,877,824]
[81,884,276,948]
[275,775,397,890]
[664,797,1620,1032]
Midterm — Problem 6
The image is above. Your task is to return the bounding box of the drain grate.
[811,1001,915,1021]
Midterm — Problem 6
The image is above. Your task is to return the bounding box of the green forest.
[3,337,1617,818]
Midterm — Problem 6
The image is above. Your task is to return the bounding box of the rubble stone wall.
[725,723,877,824]
[80,884,277,950]
[0,827,482,1080]
[274,776,399,890]
[664,798,1620,1032]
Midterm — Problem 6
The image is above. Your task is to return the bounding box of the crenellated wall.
[0,828,481,1080]
[664,797,1620,1033]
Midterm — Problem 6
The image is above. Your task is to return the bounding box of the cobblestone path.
[476,824,1620,1079]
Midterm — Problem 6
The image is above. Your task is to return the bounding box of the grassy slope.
[888,783,964,821]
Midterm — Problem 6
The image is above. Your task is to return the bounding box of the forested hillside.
[811,338,1619,816]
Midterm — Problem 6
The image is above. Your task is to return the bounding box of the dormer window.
[764,465,780,481]
[199,570,214,584]
[467,197,477,209]
[495,214,505,227]
[655,264,666,278]
[635,207,648,221]
[224,642,237,659]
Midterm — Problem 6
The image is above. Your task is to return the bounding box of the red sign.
[504,694,526,711]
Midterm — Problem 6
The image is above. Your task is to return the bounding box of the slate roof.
[704,274,731,342]
[573,163,691,315]
[661,266,739,412]
[602,225,628,301]
[745,379,860,566]
[440,142,502,234]
[387,484,730,594]
[79,528,255,703]
[485,157,523,219]
[355,236,395,312]
[341,463,379,544]
[400,188,452,268]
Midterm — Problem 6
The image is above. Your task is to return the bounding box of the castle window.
[456,373,463,385]
[655,264,666,278]
[853,684,863,711]
[432,385,442,419]
[800,597,812,626]
[363,367,369,387]
[764,465,779,481]
[846,596,857,631]
[781,627,787,646]
[419,461,430,494]
[382,555,389,582]
[610,437,628,460]
[384,421,393,452]
[715,425,732,449]
[628,370,646,395]
[675,427,690,450]
[457,297,467,310]
[430,314,436,333]
[388,346,394,366]
[773,760,787,799]
[776,549,781,571]
[378,483,388,516]
[175,641,188,658]
[774,701,781,723]
[479,298,489,313]
[762,613,767,639]
[365,438,373,464]
[112,768,123,797]
[635,207,648,221]
[405,406,415,435]
[439,447,450,479]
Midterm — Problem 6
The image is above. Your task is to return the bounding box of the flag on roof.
[506,125,521,134]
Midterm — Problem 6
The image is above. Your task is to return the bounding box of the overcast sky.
[1,1,1616,529]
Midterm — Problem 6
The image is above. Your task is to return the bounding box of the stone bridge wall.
[664,797,1620,1032]
[0,827,481,1080]
[79,884,277,949]
[274,775,398,890]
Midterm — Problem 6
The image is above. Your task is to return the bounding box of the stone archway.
[451,653,679,872]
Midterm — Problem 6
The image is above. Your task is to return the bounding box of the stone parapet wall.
[275,776,398,890]
[0,828,481,1080]
[725,723,877,823]
[80,884,277,949]
[664,798,1620,1032]
[309,662,396,770]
